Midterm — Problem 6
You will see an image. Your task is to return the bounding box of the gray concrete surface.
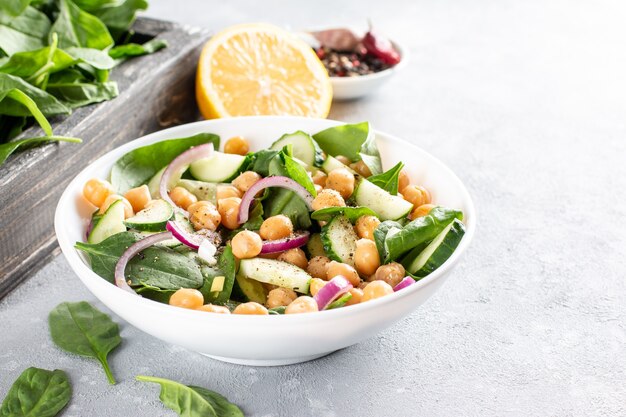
[2,1,626,416]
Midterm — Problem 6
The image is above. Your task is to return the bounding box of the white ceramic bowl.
[55,116,475,366]
[330,41,407,101]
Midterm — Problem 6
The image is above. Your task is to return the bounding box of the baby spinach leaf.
[367,161,404,195]
[247,149,278,176]
[242,200,264,230]
[51,0,114,50]
[0,72,70,116]
[0,135,81,165]
[49,301,121,385]
[373,220,403,262]
[110,132,220,193]
[0,367,71,417]
[125,246,203,290]
[0,45,75,81]
[0,0,31,17]
[64,46,116,69]
[199,246,236,305]
[72,0,123,13]
[46,79,118,108]
[312,121,369,162]
[269,148,316,195]
[1,88,52,135]
[311,206,378,223]
[75,231,141,282]
[136,375,244,417]
[92,0,147,40]
[108,38,168,60]
[268,306,286,315]
[0,6,51,56]
[358,129,382,175]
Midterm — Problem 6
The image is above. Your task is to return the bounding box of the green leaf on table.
[0,136,81,165]
[0,72,71,116]
[110,132,220,193]
[0,6,51,56]
[311,206,378,223]
[51,0,114,50]
[92,0,147,41]
[137,375,244,417]
[46,76,118,108]
[367,161,404,195]
[0,367,71,417]
[49,301,121,385]
[109,38,168,60]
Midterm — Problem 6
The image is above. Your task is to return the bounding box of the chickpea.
[124,184,151,212]
[354,239,381,276]
[196,304,231,314]
[398,170,410,192]
[231,230,262,259]
[346,288,364,306]
[99,194,134,218]
[309,278,326,296]
[169,186,198,210]
[326,261,360,287]
[350,160,372,177]
[224,135,249,155]
[312,189,345,211]
[188,201,221,231]
[326,167,355,199]
[355,215,380,241]
[266,287,297,308]
[217,197,241,230]
[232,171,261,193]
[216,184,242,200]
[374,262,405,287]
[307,256,331,279]
[311,170,327,187]
[402,185,431,208]
[277,248,308,270]
[259,215,293,240]
[285,296,319,314]
[335,155,351,165]
[83,178,114,208]
[410,204,436,219]
[233,302,269,315]
[169,288,204,309]
[362,280,393,302]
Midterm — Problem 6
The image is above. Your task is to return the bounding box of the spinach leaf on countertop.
[0,367,71,417]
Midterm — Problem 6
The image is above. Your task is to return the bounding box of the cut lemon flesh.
[196,23,332,119]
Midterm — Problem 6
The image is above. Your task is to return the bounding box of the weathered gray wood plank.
[0,18,210,298]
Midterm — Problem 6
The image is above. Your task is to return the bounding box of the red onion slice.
[313,275,353,310]
[238,176,314,224]
[159,143,214,212]
[114,231,173,294]
[393,276,415,292]
[165,220,204,249]
[260,231,310,254]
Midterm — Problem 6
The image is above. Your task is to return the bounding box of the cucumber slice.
[353,178,413,220]
[305,233,326,258]
[189,151,247,182]
[404,219,465,277]
[87,200,126,244]
[177,179,217,203]
[147,166,166,198]
[321,155,356,174]
[233,272,268,304]
[321,215,358,266]
[270,131,324,167]
[239,258,311,293]
[124,199,174,232]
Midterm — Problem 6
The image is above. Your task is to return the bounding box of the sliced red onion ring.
[166,220,204,249]
[313,275,353,310]
[114,231,173,294]
[159,142,214,212]
[238,176,314,224]
[261,231,310,254]
[393,276,415,292]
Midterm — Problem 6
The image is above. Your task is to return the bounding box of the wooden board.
[0,18,210,298]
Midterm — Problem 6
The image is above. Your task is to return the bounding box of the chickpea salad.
[76,122,465,315]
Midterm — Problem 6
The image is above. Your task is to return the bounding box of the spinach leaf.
[367,161,404,195]
[92,0,147,41]
[358,128,382,175]
[268,306,286,315]
[136,285,175,304]
[373,220,403,262]
[125,246,203,290]
[110,132,220,193]
[50,0,114,50]
[199,246,236,304]
[0,6,51,56]
[49,301,121,384]
[46,78,118,108]
[378,206,463,263]
[242,200,264,230]
[72,0,122,13]
[136,375,243,417]
[75,231,141,282]
[0,0,31,17]
[0,45,75,83]
[269,148,316,195]
[108,38,168,60]
[327,292,352,309]
[64,46,116,69]
[247,149,278,176]
[311,206,378,223]
[0,367,71,417]
[1,88,52,135]
[0,72,70,116]
[0,135,81,164]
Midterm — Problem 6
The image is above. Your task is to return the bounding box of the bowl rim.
[55,115,476,323]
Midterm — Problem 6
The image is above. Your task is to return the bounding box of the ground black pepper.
[315,46,392,77]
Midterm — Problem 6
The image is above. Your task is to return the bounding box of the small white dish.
[55,116,475,366]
